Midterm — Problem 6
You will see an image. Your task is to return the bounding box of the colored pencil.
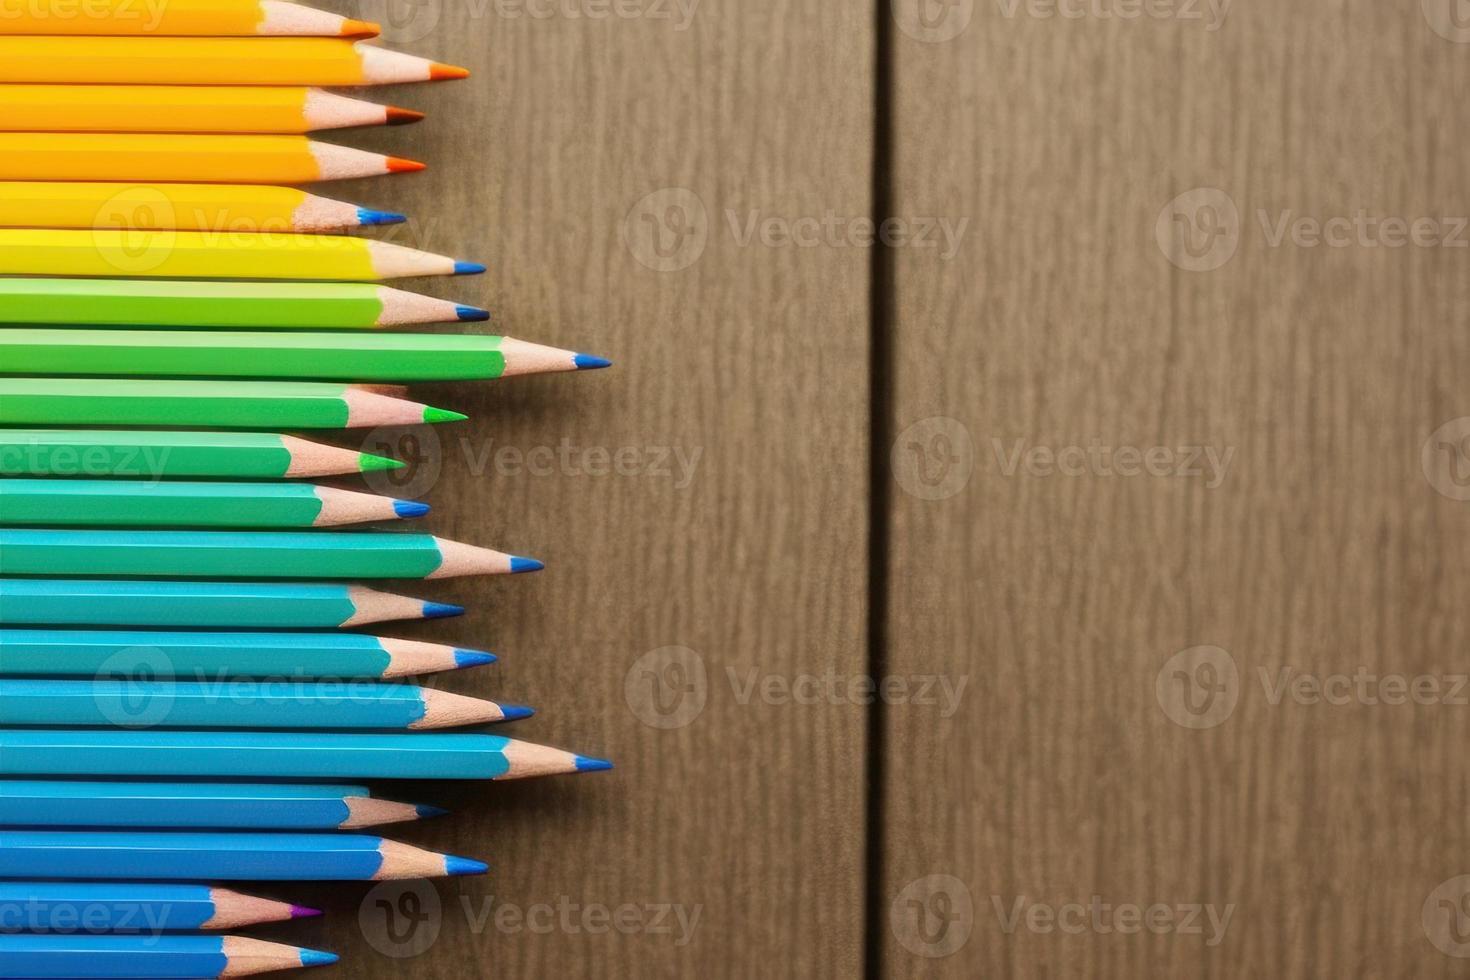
[0,831,488,883]
[0,37,469,85]
[0,580,464,628]
[0,934,337,977]
[0,731,614,780]
[0,480,428,527]
[0,629,494,678]
[0,530,543,579]
[0,782,446,830]
[0,85,418,132]
[0,0,377,36]
[0,379,467,428]
[0,229,485,281]
[0,882,317,932]
[0,133,425,183]
[0,679,532,730]
[0,183,411,233]
[0,329,613,381]
[0,430,403,479]
[0,278,487,326]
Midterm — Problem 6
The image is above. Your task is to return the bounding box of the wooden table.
[268,2,1470,976]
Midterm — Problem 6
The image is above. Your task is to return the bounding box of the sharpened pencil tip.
[454,261,488,276]
[387,156,427,174]
[416,804,450,819]
[358,208,408,226]
[423,406,469,424]
[423,601,465,619]
[341,18,380,37]
[574,353,613,370]
[393,499,431,519]
[509,556,545,574]
[360,453,405,472]
[291,905,324,919]
[456,305,491,322]
[576,756,614,773]
[446,855,489,876]
[499,703,536,721]
[431,63,471,80]
[300,949,339,968]
[386,106,426,125]
[454,649,497,668]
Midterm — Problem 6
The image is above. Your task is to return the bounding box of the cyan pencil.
[0,934,336,977]
[0,580,463,628]
[0,882,318,932]
[0,782,444,830]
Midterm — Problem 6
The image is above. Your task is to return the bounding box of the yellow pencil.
[0,85,423,133]
[0,229,487,281]
[0,0,378,36]
[0,183,410,233]
[0,37,469,86]
[0,134,424,184]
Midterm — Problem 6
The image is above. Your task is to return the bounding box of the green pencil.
[0,530,544,579]
[0,379,466,428]
[0,430,401,479]
[0,480,429,527]
[0,278,489,329]
[0,329,611,381]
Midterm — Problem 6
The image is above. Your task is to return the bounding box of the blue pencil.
[0,934,336,978]
[0,831,488,881]
[0,882,318,932]
[0,579,463,627]
[0,730,613,780]
[0,679,532,729]
[0,782,446,830]
[0,628,495,678]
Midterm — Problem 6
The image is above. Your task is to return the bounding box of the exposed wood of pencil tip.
[220,935,330,976]
[311,485,420,526]
[341,585,438,626]
[280,435,387,477]
[427,538,523,578]
[262,2,378,38]
[203,889,305,930]
[378,637,474,677]
[412,688,521,729]
[373,839,462,880]
[341,795,427,829]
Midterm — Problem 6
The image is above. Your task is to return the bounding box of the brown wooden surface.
[884,1,1470,977]
[245,2,874,978]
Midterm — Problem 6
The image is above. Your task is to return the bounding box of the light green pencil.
[0,379,465,428]
[0,278,489,328]
[0,329,610,381]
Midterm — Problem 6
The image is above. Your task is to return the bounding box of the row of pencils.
[0,3,613,978]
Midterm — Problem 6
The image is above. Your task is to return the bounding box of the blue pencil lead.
[300,949,340,968]
[499,703,535,721]
[392,499,431,519]
[415,804,450,819]
[445,855,489,877]
[423,601,465,619]
[454,649,497,668]
[357,208,407,226]
[575,756,614,773]
[509,556,545,574]
[456,305,491,322]
[574,353,613,370]
[453,261,487,276]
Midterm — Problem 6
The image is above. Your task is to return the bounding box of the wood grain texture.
[883,1,1470,976]
[243,2,873,978]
